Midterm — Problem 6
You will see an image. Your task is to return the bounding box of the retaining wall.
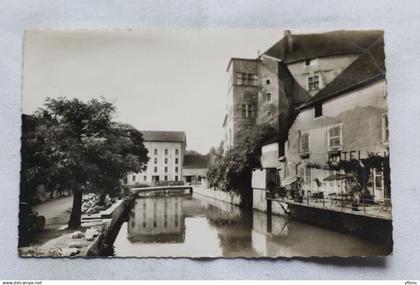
[193,186,241,206]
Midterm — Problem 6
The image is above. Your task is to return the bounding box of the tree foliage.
[327,153,390,195]
[21,97,149,228]
[206,124,276,206]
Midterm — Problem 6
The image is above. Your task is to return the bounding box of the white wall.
[128,141,184,184]
[287,54,359,96]
[285,80,388,198]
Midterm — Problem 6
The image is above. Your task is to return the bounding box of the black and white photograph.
[18,29,392,258]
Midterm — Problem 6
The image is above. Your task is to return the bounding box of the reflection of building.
[251,211,289,256]
[127,197,185,243]
[182,151,209,185]
[283,36,389,202]
[128,131,186,185]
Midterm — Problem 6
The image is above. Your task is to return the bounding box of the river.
[112,193,388,257]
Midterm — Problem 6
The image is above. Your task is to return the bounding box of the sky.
[23,30,284,153]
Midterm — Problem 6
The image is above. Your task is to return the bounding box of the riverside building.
[127,131,186,185]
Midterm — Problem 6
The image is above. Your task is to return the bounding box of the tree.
[21,97,149,228]
[206,124,276,207]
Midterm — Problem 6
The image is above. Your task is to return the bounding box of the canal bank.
[86,194,136,256]
[111,191,389,257]
[194,185,391,248]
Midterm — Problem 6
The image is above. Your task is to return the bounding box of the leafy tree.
[207,124,276,207]
[21,97,149,228]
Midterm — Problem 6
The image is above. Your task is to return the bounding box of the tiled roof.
[264,30,383,64]
[297,35,385,110]
[140,131,186,143]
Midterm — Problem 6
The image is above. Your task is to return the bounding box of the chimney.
[284,30,293,52]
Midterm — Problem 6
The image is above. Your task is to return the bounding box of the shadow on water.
[110,193,390,259]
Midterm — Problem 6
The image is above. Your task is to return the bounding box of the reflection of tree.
[205,204,256,256]
[217,234,255,255]
[205,204,242,227]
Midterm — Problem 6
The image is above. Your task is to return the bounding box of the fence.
[265,187,392,219]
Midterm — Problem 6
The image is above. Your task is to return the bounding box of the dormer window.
[308,75,320,91]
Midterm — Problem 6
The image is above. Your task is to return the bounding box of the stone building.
[263,30,383,96]
[127,131,186,185]
[281,36,389,202]
[223,58,259,149]
[223,30,382,151]
[249,30,387,211]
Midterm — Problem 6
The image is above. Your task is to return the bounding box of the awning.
[282,175,297,186]
[323,174,353,181]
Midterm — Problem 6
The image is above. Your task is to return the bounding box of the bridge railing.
[264,187,391,219]
[153,181,185,186]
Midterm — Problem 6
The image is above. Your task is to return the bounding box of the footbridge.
[131,184,193,196]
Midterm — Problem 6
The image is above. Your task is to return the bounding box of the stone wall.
[193,185,241,206]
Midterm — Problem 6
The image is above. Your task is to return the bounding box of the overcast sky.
[23,30,284,153]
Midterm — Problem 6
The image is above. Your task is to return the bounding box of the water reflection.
[127,197,185,243]
[113,194,388,257]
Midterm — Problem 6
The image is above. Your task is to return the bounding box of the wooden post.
[267,199,272,217]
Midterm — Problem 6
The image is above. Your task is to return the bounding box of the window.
[314,102,322,117]
[236,72,258,86]
[175,149,179,155]
[143,176,147,182]
[154,167,157,173]
[328,125,342,150]
[165,149,168,155]
[241,104,247,118]
[265,92,272,102]
[164,175,168,181]
[164,167,168,173]
[132,175,136,182]
[247,104,253,118]
[266,79,271,85]
[164,158,168,164]
[305,59,311,66]
[382,113,389,144]
[267,111,272,118]
[236,72,244,85]
[154,158,157,164]
[308,75,320,91]
[175,167,178,173]
[154,149,158,155]
[374,168,383,190]
[175,158,179,164]
[175,176,179,181]
[241,104,257,119]
[300,133,310,154]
